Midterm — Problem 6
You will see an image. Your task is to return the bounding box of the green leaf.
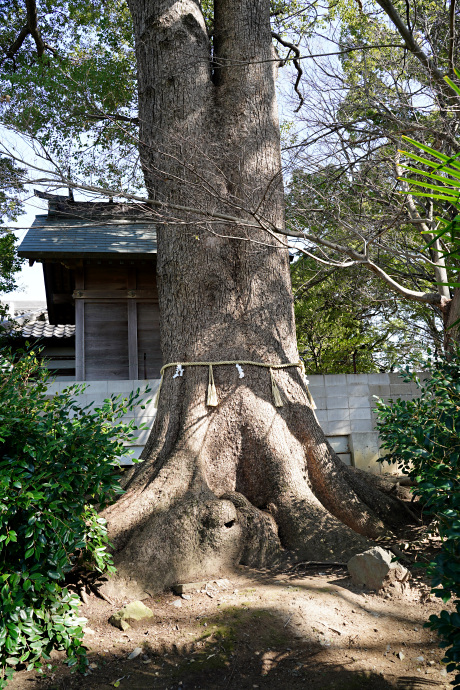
[401,136,460,168]
[444,74,460,97]
[400,177,460,197]
[402,191,460,205]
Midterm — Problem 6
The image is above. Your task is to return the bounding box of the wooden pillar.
[127,265,138,380]
[127,301,138,380]
[74,265,85,381]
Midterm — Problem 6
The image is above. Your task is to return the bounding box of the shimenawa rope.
[153,360,317,410]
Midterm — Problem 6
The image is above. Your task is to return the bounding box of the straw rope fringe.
[207,364,218,407]
[153,359,315,410]
[269,368,283,407]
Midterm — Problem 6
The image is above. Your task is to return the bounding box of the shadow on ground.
[33,599,446,690]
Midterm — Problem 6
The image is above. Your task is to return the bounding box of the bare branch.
[85,113,139,125]
[449,0,456,77]
[271,32,304,112]
[375,0,458,99]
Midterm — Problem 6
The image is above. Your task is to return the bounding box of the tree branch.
[4,26,29,61]
[289,219,449,307]
[375,0,457,99]
[449,0,456,77]
[394,152,450,300]
[271,32,304,112]
[2,0,56,64]
[86,113,139,125]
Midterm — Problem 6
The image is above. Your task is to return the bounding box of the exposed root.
[102,382,418,596]
[222,491,283,567]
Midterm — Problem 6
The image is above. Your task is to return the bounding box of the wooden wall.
[85,302,129,380]
[74,259,162,381]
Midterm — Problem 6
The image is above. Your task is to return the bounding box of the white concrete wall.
[45,379,160,464]
[46,372,420,472]
[308,373,420,474]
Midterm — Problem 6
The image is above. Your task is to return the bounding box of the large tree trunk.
[102,0,410,597]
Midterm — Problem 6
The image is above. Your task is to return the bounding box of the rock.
[347,547,410,591]
[398,651,405,660]
[171,599,182,608]
[109,601,154,631]
[128,647,143,660]
[172,582,206,595]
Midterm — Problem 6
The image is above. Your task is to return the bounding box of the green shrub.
[0,348,148,688]
[375,351,460,687]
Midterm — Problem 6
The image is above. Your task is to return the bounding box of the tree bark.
[444,288,460,352]
[103,0,412,597]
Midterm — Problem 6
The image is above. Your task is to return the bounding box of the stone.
[109,600,154,631]
[172,582,207,595]
[128,647,143,660]
[83,627,96,635]
[347,547,410,591]
[214,578,231,589]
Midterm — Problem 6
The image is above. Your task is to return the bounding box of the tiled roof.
[1,312,75,339]
[22,321,75,338]
[18,216,158,259]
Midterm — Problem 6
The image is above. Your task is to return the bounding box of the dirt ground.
[7,561,455,690]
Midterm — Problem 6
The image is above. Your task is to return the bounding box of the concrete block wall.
[46,372,420,471]
[45,379,160,464]
[308,373,420,474]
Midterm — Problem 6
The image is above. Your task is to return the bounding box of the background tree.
[282,0,460,345]
[0,157,25,320]
[292,256,442,373]
[287,161,446,370]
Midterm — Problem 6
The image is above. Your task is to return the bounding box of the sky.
[4,197,48,301]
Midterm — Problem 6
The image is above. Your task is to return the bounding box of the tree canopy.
[0,157,24,305]
[284,0,460,325]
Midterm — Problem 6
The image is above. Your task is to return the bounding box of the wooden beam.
[51,293,75,304]
[72,289,157,300]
